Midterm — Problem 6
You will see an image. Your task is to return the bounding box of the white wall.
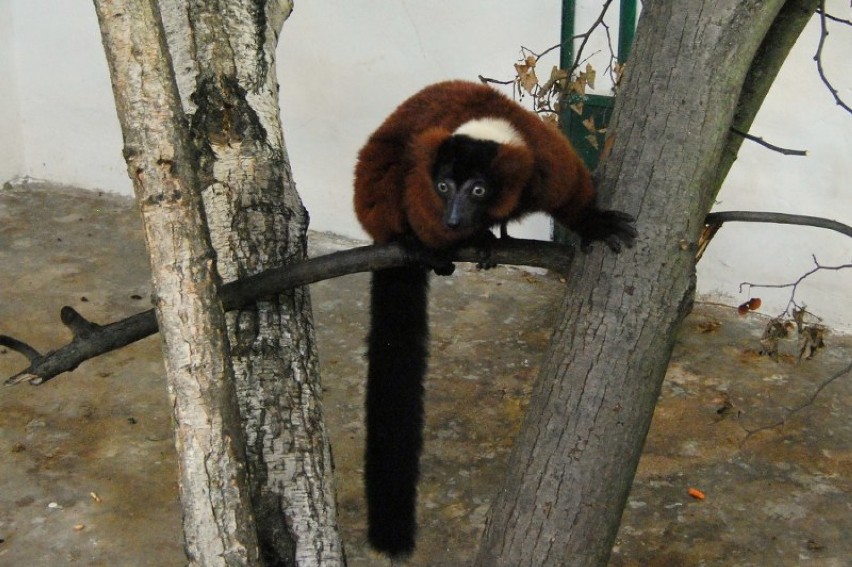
[697,14,852,330]
[1,1,850,330]
[277,0,563,243]
[8,0,129,192]
[0,1,23,183]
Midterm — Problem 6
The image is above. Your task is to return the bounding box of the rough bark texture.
[475,1,789,565]
[93,1,262,565]
[161,1,343,565]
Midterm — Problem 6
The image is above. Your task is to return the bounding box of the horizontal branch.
[696,210,852,261]
[5,210,850,387]
[705,210,852,239]
[2,239,575,386]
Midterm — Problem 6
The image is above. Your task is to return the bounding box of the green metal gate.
[559,0,637,169]
[556,0,637,241]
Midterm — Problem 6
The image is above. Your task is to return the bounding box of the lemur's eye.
[436,181,450,193]
[471,185,487,198]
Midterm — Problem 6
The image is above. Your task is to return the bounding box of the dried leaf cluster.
[490,51,612,152]
[758,306,826,362]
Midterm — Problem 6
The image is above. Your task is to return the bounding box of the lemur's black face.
[432,135,500,231]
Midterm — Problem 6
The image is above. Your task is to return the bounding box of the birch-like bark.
[476,1,794,565]
[93,1,261,565]
[161,1,343,564]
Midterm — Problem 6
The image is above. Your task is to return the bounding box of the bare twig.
[739,255,852,317]
[740,358,852,445]
[570,0,617,73]
[729,127,808,156]
[478,75,514,86]
[817,7,852,28]
[1,238,576,386]
[815,0,852,114]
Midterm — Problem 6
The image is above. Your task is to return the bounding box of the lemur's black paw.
[418,249,455,275]
[577,209,637,253]
[472,230,499,270]
[431,261,456,276]
[398,235,456,275]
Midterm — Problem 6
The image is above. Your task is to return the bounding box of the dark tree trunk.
[475,1,817,565]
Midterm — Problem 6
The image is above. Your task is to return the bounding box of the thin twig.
[730,127,808,156]
[478,75,515,86]
[817,7,852,27]
[815,0,852,114]
[739,255,852,316]
[740,358,852,445]
[571,0,617,73]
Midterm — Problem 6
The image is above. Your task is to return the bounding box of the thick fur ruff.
[364,266,430,557]
[353,80,595,249]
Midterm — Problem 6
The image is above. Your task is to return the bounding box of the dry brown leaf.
[584,63,596,89]
[614,62,626,87]
[599,133,617,162]
[798,324,826,360]
[541,113,559,126]
[515,56,539,94]
[540,66,569,94]
[697,320,721,334]
[585,134,599,149]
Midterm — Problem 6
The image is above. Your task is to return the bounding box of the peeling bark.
[161,1,343,564]
[93,1,261,565]
[475,1,796,565]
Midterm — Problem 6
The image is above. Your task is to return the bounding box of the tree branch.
[817,7,852,27]
[704,210,852,238]
[729,127,808,156]
[815,0,852,114]
[2,238,575,386]
[5,210,850,387]
[697,210,852,261]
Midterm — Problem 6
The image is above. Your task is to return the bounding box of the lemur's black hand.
[399,235,456,275]
[574,208,637,253]
[471,230,499,270]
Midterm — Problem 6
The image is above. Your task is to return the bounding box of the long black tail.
[364,265,429,557]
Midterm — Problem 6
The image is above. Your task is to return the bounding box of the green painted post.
[618,0,637,62]
[560,0,576,71]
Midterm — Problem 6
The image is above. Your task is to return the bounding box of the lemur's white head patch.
[454,117,525,146]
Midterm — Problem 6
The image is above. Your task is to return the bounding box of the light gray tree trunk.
[159,1,343,564]
[93,0,262,565]
[475,1,814,565]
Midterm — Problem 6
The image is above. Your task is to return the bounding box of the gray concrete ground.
[0,182,850,566]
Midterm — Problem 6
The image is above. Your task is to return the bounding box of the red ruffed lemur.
[353,80,637,558]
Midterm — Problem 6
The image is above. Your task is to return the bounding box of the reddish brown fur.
[354,80,596,249]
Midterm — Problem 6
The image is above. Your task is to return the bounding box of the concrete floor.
[0,182,850,566]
